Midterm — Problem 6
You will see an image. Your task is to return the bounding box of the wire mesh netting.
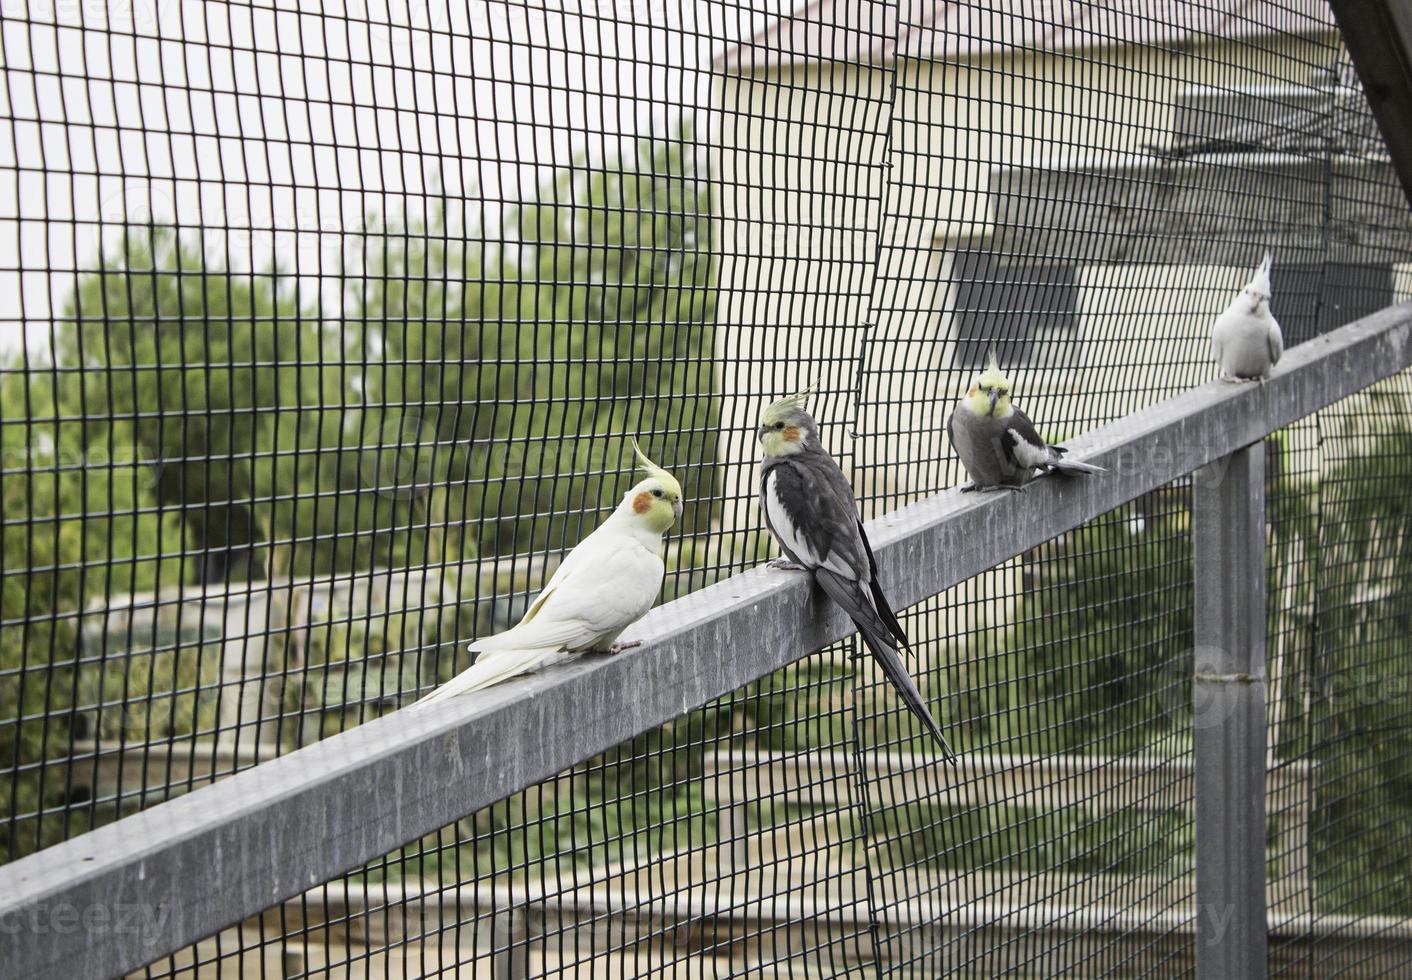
[1,0,1411,976]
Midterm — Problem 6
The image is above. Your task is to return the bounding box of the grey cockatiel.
[1212,252,1283,381]
[758,391,956,762]
[947,354,1105,492]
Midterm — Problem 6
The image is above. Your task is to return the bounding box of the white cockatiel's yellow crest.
[758,385,818,457]
[625,438,682,535]
[630,437,682,498]
[963,351,1015,418]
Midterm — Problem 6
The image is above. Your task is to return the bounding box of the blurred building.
[710,0,1412,525]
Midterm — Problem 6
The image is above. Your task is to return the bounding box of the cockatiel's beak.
[756,426,768,443]
[672,498,684,519]
[988,388,1000,414]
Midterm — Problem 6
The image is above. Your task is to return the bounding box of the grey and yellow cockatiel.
[414,441,682,706]
[1212,252,1284,381]
[758,391,956,761]
[947,354,1105,492]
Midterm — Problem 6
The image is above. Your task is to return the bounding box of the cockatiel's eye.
[773,422,785,430]
[652,489,664,498]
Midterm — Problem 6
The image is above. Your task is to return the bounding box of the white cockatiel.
[1212,252,1284,381]
[414,441,683,706]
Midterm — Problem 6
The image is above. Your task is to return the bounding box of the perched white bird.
[1212,252,1284,382]
[413,441,682,706]
[946,353,1105,492]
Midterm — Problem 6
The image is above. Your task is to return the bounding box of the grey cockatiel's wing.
[760,453,870,579]
[948,408,1029,488]
[1002,409,1105,477]
[995,409,1098,475]
[853,516,909,649]
[762,451,955,761]
[949,407,1103,488]
[784,453,909,647]
[998,408,1052,471]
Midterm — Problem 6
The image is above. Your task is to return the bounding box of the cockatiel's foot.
[605,640,642,655]
[767,558,808,571]
[959,481,977,493]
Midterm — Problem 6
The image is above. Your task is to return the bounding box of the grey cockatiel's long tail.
[1039,444,1105,476]
[856,521,909,647]
[813,567,957,761]
[757,390,957,762]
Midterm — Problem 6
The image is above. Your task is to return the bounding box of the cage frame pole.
[1192,443,1270,979]
[1329,0,1412,211]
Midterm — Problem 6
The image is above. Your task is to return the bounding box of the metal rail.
[1,301,1410,979]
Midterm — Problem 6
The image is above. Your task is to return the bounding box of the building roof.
[714,0,1337,74]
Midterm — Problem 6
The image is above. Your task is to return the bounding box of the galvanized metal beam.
[1329,0,1412,211]
[1,301,1410,980]
[1192,445,1270,979]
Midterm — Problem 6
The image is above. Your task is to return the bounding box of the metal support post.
[1192,442,1269,979]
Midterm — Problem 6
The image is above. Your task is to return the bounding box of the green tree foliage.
[1311,395,1412,916]
[349,135,717,569]
[971,497,1195,756]
[1,370,92,857]
[49,229,349,585]
[0,230,348,857]
[0,136,718,861]
[510,136,716,543]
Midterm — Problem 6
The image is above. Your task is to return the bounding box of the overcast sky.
[0,0,789,355]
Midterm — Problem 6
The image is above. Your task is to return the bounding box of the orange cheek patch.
[783,425,801,443]
[633,491,652,514]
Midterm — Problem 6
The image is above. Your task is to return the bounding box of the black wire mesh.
[1,0,1411,976]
